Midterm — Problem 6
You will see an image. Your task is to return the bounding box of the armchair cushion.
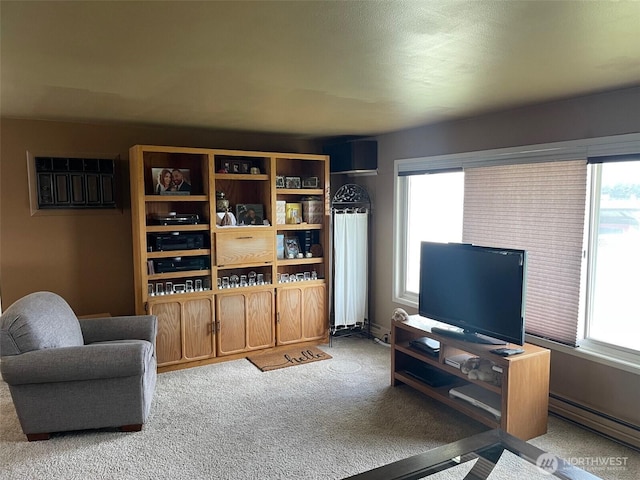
[0,292,83,356]
[1,340,153,385]
[79,315,157,346]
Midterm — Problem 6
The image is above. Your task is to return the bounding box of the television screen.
[418,242,526,345]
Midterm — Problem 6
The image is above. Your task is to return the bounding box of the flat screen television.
[418,241,527,346]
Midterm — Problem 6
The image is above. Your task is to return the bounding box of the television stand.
[430,326,507,345]
[392,315,550,441]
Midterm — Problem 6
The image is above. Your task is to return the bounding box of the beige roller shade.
[463,160,588,345]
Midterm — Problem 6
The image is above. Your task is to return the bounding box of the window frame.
[393,172,417,307]
[580,160,640,357]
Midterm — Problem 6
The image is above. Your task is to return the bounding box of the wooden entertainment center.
[392,315,550,440]
[129,145,330,371]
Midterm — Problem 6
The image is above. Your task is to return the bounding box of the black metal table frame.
[345,429,601,480]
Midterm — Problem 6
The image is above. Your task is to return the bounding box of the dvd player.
[151,212,200,225]
[449,384,502,420]
[153,256,208,273]
[149,232,205,251]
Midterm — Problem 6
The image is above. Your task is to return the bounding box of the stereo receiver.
[153,256,209,273]
[149,232,205,251]
[150,212,200,225]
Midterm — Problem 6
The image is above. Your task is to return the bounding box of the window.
[585,160,640,353]
[394,133,640,362]
[395,171,464,304]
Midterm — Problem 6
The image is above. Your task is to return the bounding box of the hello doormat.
[247,346,332,372]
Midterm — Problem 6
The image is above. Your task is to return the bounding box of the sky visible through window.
[589,161,640,351]
[406,172,464,294]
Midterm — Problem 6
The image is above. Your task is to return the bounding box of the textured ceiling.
[1,1,639,137]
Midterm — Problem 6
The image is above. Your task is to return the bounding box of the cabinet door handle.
[236,236,253,240]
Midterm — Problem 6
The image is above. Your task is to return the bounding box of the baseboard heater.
[549,394,640,450]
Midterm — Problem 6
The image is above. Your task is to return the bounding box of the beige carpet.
[1,336,638,479]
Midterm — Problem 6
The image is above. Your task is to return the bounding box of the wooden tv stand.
[392,315,550,440]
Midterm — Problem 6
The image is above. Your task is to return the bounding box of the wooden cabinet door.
[246,290,275,350]
[302,284,326,341]
[150,296,215,366]
[216,293,246,356]
[149,300,182,365]
[217,290,275,355]
[183,297,215,359]
[277,287,303,345]
[277,284,326,345]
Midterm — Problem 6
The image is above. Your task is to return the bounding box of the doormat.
[247,346,332,372]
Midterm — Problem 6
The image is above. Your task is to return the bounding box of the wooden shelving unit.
[392,314,550,441]
[129,145,330,370]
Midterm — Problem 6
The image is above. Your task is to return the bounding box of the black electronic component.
[148,232,205,251]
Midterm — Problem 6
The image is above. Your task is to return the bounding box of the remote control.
[490,347,525,357]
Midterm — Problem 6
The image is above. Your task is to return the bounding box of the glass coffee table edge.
[344,429,602,480]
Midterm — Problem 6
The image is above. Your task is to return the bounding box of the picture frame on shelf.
[152,167,191,195]
[302,176,319,188]
[285,176,301,189]
[276,176,285,188]
[236,203,264,225]
[220,160,231,173]
[240,161,251,174]
[284,236,301,258]
[231,161,242,174]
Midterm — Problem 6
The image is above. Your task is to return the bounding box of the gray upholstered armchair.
[0,291,157,441]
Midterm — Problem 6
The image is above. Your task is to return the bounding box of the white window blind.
[462,160,588,346]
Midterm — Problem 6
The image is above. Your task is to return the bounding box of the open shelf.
[392,314,550,441]
[147,249,211,259]
[276,223,323,230]
[146,224,210,232]
[144,195,208,202]
[148,269,211,280]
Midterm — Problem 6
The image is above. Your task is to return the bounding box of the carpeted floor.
[0,336,637,479]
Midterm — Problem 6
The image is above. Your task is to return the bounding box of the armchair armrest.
[1,341,153,385]
[79,315,157,346]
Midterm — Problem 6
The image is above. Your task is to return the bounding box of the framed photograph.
[152,167,191,195]
[285,176,301,189]
[275,176,285,188]
[220,160,231,173]
[240,161,251,174]
[236,203,264,225]
[284,236,300,258]
[302,176,319,188]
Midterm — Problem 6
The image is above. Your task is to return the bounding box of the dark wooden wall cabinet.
[35,156,116,209]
